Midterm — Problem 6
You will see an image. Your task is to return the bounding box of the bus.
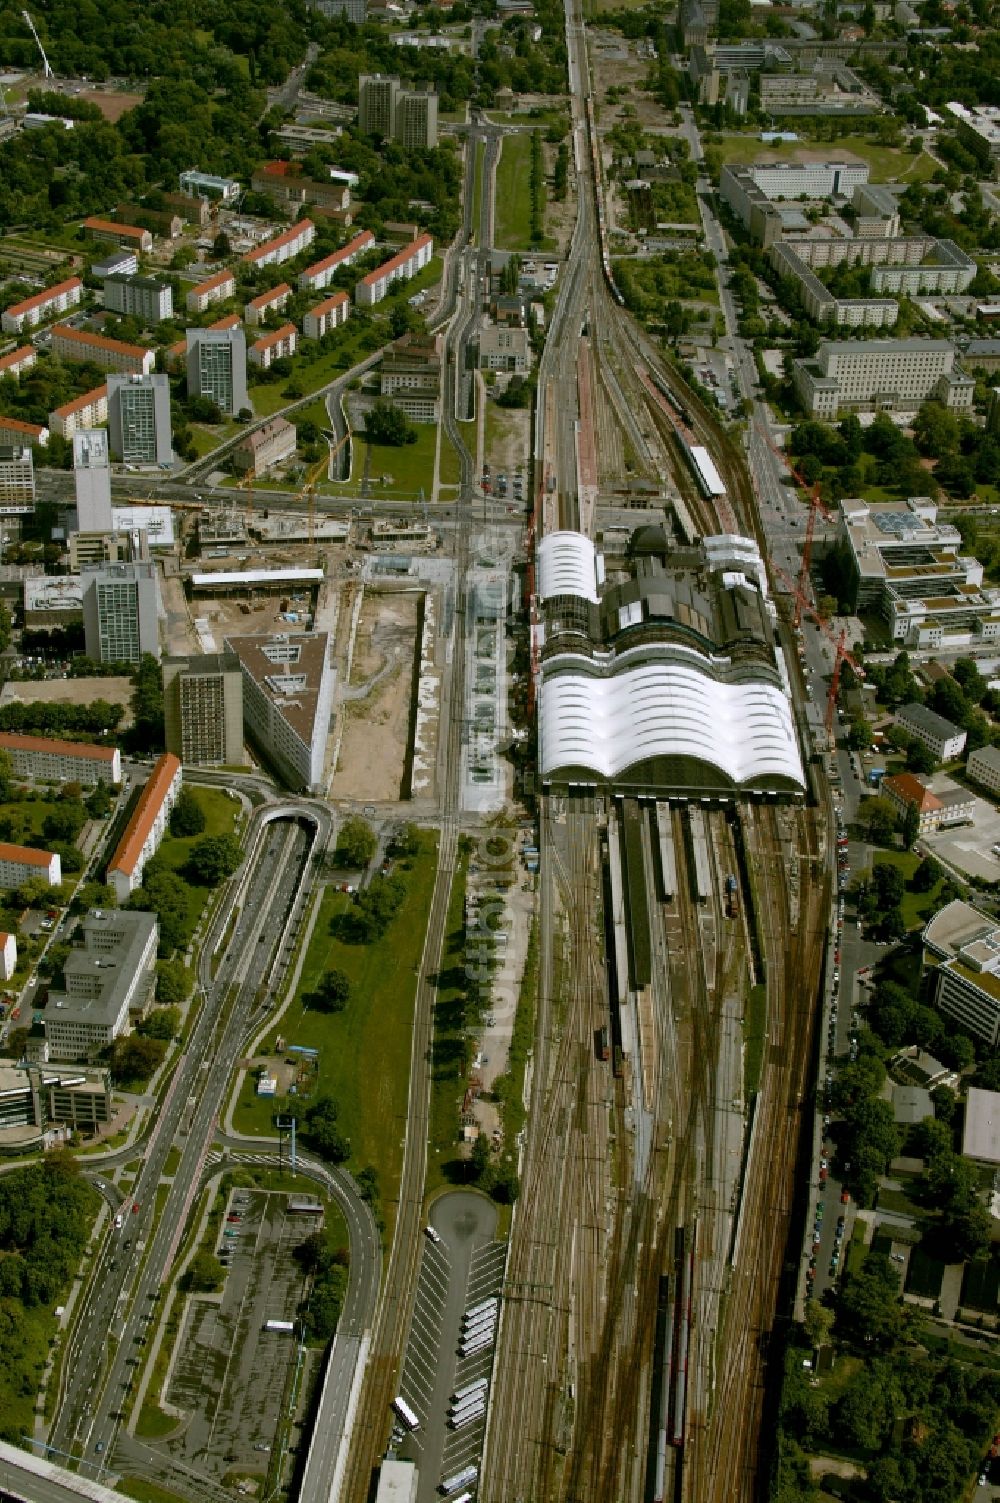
[392,1396,420,1431]
[440,1466,478,1496]
[263,1320,295,1333]
[464,1298,498,1321]
[452,1378,488,1404]
[449,1400,486,1429]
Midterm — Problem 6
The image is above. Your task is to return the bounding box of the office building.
[82,561,161,664]
[163,653,244,765]
[186,270,235,314]
[895,702,968,762]
[793,338,974,419]
[1,276,82,334]
[967,744,1000,795]
[49,385,108,441]
[0,731,121,785]
[249,323,297,370]
[758,62,879,115]
[107,374,172,467]
[82,217,153,254]
[102,274,173,325]
[355,234,434,306]
[231,417,297,477]
[106,753,181,900]
[186,327,248,417]
[72,429,113,533]
[250,163,351,213]
[50,324,154,377]
[302,290,350,340]
[359,75,438,149]
[0,417,46,448]
[478,325,532,374]
[0,445,34,510]
[245,283,292,327]
[947,102,1000,178]
[923,898,1000,1045]
[298,231,374,293]
[0,346,36,380]
[44,908,158,1061]
[242,221,316,270]
[852,183,901,238]
[224,631,335,792]
[179,169,240,203]
[0,842,61,888]
[720,160,869,245]
[68,530,148,572]
[0,1063,113,1139]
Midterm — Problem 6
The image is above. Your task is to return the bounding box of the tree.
[131,654,164,748]
[169,787,206,838]
[803,1299,834,1348]
[363,400,416,447]
[344,873,407,942]
[389,823,421,858]
[85,782,112,819]
[156,959,192,1004]
[872,862,905,909]
[848,717,873,752]
[185,834,243,885]
[108,1035,166,1087]
[303,1096,350,1163]
[334,816,376,870]
[901,801,920,851]
[42,802,86,844]
[911,856,942,893]
[308,968,350,1012]
[136,1005,180,1041]
[906,739,938,776]
[837,1252,903,1346]
[185,1251,224,1292]
[865,797,897,846]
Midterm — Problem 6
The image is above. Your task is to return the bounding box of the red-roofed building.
[249,323,297,370]
[0,732,121,785]
[49,384,108,439]
[0,841,61,888]
[302,290,350,340]
[186,269,236,314]
[245,282,292,327]
[250,163,350,213]
[0,346,37,380]
[83,217,153,254]
[50,324,154,376]
[298,231,374,293]
[2,276,83,334]
[355,233,434,307]
[882,773,943,833]
[107,753,181,900]
[243,220,315,269]
[0,416,47,447]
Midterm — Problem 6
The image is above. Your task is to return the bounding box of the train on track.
[651,1223,699,1500]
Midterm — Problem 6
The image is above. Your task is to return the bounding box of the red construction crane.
[757,426,835,629]
[770,558,864,737]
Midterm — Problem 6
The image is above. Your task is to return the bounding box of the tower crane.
[757,425,835,630]
[770,556,864,737]
[21,10,53,79]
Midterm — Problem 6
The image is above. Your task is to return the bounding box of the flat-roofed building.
[49,385,108,440]
[186,269,236,314]
[0,1063,113,1136]
[82,561,161,664]
[0,931,14,981]
[92,249,139,279]
[44,907,158,1060]
[103,274,173,325]
[243,220,315,269]
[249,322,297,370]
[0,346,37,380]
[50,324,154,376]
[0,445,34,509]
[83,217,153,254]
[186,326,248,416]
[107,373,172,467]
[224,631,334,792]
[1,276,82,333]
[179,169,240,203]
[231,416,296,476]
[106,753,181,900]
[298,231,374,293]
[245,282,292,326]
[720,160,870,245]
[0,842,61,888]
[962,1086,1000,1165]
[163,652,244,766]
[967,743,1000,795]
[924,898,1000,1044]
[896,701,967,761]
[478,325,532,373]
[0,731,120,784]
[302,290,350,340]
[116,203,183,240]
[355,234,433,307]
[72,428,112,533]
[793,338,974,419]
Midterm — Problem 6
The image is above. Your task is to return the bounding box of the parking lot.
[922,773,1000,882]
[394,1191,505,1503]
[165,1190,316,1479]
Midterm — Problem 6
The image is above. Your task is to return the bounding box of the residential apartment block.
[302,290,350,339]
[92,249,139,279]
[103,274,174,325]
[947,102,1000,178]
[249,323,297,370]
[0,931,14,981]
[358,74,438,148]
[107,373,173,467]
[0,842,61,888]
[44,908,158,1061]
[967,744,1000,795]
[243,220,316,269]
[49,385,108,440]
[83,217,153,254]
[82,561,161,664]
[355,233,433,306]
[163,652,244,766]
[768,235,975,329]
[793,338,974,419]
[186,270,236,314]
[186,326,248,416]
[245,283,292,326]
[225,631,334,791]
[0,416,46,447]
[0,346,37,380]
[836,497,1000,649]
[0,731,121,784]
[231,416,297,476]
[298,230,374,293]
[106,753,181,900]
[50,324,155,377]
[0,445,35,510]
[1,276,82,333]
[896,702,968,761]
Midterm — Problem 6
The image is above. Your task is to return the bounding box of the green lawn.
[248,381,295,417]
[472,139,486,245]
[0,794,66,843]
[119,1479,187,1503]
[337,423,439,501]
[495,132,536,251]
[232,832,440,1215]
[872,851,947,932]
[439,430,463,488]
[148,786,241,937]
[710,132,936,185]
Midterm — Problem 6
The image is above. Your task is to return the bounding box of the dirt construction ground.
[333,589,421,803]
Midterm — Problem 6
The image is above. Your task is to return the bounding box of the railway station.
[535,526,806,797]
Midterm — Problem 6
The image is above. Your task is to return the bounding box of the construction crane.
[770,556,864,737]
[292,450,333,546]
[236,465,254,520]
[757,425,834,629]
[21,10,53,78]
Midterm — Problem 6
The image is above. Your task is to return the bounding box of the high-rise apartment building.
[163,652,244,765]
[185,327,248,417]
[103,274,174,324]
[73,429,113,533]
[107,373,173,467]
[0,444,35,511]
[358,74,437,148]
[395,89,438,150]
[82,562,161,663]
